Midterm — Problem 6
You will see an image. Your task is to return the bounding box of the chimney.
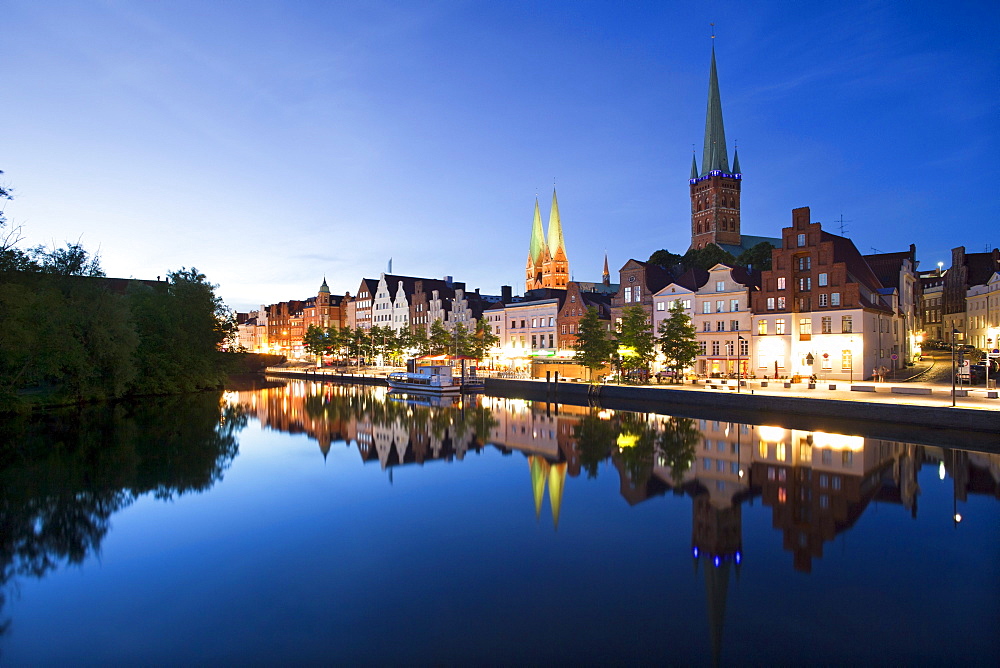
[501,285,513,303]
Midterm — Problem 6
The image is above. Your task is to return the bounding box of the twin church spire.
[526,189,569,291]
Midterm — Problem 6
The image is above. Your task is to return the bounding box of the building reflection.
[228,380,1000,663]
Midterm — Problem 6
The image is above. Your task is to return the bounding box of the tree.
[681,244,735,271]
[657,302,700,382]
[452,322,471,357]
[657,417,700,484]
[410,327,431,357]
[303,324,331,362]
[573,307,615,382]
[32,242,105,277]
[429,319,451,356]
[468,318,500,361]
[735,241,775,271]
[648,249,682,269]
[616,305,656,382]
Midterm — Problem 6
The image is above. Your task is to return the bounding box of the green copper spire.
[529,197,546,264]
[319,277,330,293]
[547,188,565,257]
[690,153,699,180]
[732,148,741,174]
[701,44,730,175]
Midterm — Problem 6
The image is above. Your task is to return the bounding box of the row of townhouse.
[236,278,349,356]
[613,207,915,381]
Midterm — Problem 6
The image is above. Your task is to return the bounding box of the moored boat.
[386,365,462,394]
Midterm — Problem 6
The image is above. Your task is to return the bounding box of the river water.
[1,379,997,665]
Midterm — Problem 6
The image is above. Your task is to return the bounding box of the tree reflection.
[0,392,244,636]
[574,411,618,478]
[657,417,700,485]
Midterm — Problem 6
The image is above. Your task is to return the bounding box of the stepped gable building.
[942,246,1000,341]
[688,43,779,255]
[525,189,570,291]
[611,259,674,325]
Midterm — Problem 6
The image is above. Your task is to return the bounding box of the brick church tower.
[690,43,742,250]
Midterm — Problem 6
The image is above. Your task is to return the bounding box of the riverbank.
[262,367,1000,446]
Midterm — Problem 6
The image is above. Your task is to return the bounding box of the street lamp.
[951,328,960,407]
[737,334,746,393]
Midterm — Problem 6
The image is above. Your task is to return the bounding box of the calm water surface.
[1,380,998,665]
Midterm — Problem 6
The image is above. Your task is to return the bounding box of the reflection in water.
[230,380,1000,663]
[2,380,997,662]
[0,393,245,637]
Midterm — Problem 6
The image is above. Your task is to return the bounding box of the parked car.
[969,361,998,384]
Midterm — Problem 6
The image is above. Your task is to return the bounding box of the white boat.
[386,365,462,394]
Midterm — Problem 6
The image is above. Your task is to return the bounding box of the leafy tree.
[346,327,369,364]
[657,302,699,382]
[453,322,471,357]
[468,318,500,361]
[648,249,682,269]
[410,327,431,357]
[616,305,656,382]
[735,241,775,271]
[429,319,451,356]
[573,306,615,382]
[681,244,735,271]
[32,242,105,277]
[303,324,331,361]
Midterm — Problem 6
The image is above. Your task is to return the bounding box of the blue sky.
[3,0,998,311]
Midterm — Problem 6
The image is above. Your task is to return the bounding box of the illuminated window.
[758,320,767,335]
[778,487,787,503]
[776,319,786,335]
[624,287,632,302]
[777,297,786,309]
[777,277,786,290]
[656,302,664,311]
[842,316,852,333]
[767,297,775,310]
[822,317,832,333]
[777,443,786,461]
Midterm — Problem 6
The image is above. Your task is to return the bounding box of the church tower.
[525,198,546,291]
[541,189,569,288]
[690,43,742,250]
[525,189,570,291]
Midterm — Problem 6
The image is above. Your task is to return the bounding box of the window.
[799,277,812,291]
[561,325,567,334]
[717,321,725,332]
[739,337,749,356]
[569,324,575,334]
[797,233,806,247]
[549,317,554,326]
[712,341,720,355]
[703,321,711,332]
[832,476,842,490]
[819,293,828,307]
[716,281,725,291]
[831,292,841,306]
[532,318,537,328]
[842,316,852,333]
[683,299,692,309]
[777,296,786,309]
[548,334,554,348]
[521,320,526,328]
[717,300,725,313]
[656,302,664,311]
[822,450,832,465]
[767,297,775,310]
[531,335,537,348]
[842,451,853,466]
[777,277,786,290]
[634,286,641,301]
[731,319,740,331]
[776,319,786,335]
[698,341,707,355]
[842,349,852,370]
[724,341,734,356]
[819,273,828,287]
[821,316,832,333]
[731,299,740,312]
[799,318,811,340]
[624,287,632,303]
[798,256,811,270]
[703,302,712,314]
[758,320,767,335]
